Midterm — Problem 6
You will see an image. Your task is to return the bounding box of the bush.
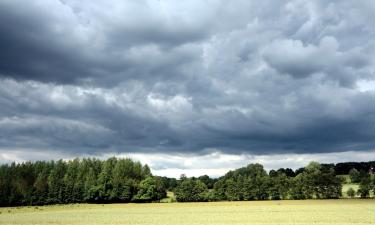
[175,179,208,202]
[357,187,370,198]
[349,168,361,183]
[346,188,355,198]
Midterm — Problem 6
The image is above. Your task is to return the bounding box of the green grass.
[159,191,176,203]
[342,183,374,198]
[1,199,375,225]
[342,183,360,198]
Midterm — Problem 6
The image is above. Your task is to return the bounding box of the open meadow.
[0,199,374,225]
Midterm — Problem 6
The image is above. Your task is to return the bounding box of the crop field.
[0,199,374,225]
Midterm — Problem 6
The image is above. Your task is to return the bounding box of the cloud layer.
[1,0,375,168]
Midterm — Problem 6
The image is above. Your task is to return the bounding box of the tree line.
[1,158,375,206]
[175,162,375,202]
[0,157,166,206]
[333,161,375,175]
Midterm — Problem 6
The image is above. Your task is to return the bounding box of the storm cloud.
[1,0,375,174]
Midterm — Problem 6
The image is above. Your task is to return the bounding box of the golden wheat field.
[0,199,374,225]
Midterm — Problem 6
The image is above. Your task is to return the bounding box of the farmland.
[1,199,374,225]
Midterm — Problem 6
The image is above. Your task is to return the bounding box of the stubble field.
[0,199,374,225]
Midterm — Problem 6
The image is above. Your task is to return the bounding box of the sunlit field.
[1,199,374,225]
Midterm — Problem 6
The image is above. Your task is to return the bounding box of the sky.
[1,0,375,178]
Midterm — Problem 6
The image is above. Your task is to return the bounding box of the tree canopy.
[0,158,166,206]
[1,159,374,206]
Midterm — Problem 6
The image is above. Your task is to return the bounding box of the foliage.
[346,188,356,198]
[133,176,167,202]
[175,178,208,202]
[349,168,361,183]
[2,159,371,205]
[208,162,343,202]
[334,161,375,175]
[357,175,373,198]
[159,176,178,191]
[0,158,165,206]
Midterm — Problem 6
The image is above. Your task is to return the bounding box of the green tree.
[225,178,241,201]
[349,168,361,183]
[0,157,161,206]
[47,160,67,204]
[346,188,356,198]
[141,164,152,179]
[357,175,371,198]
[296,162,342,199]
[269,172,290,200]
[290,173,309,200]
[63,159,83,203]
[175,178,208,202]
[111,158,139,202]
[133,176,166,202]
[242,176,255,200]
[97,157,117,201]
[213,179,226,200]
[84,167,98,202]
[33,161,51,205]
[198,175,216,189]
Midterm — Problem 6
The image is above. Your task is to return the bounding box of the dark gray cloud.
[1,0,375,161]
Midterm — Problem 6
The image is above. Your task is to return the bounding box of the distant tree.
[357,175,372,198]
[0,165,11,206]
[289,174,307,200]
[334,161,375,175]
[357,187,370,198]
[198,175,216,189]
[0,157,166,206]
[315,167,342,199]
[97,157,116,201]
[349,168,361,183]
[269,172,290,200]
[158,176,178,191]
[179,174,187,181]
[141,164,152,178]
[33,163,49,204]
[304,162,342,199]
[277,168,295,177]
[133,176,166,202]
[225,178,241,201]
[346,188,356,198]
[295,167,305,176]
[213,179,226,200]
[285,168,296,177]
[133,161,143,180]
[167,177,178,190]
[253,176,270,200]
[215,163,270,201]
[14,162,36,205]
[63,159,83,203]
[47,160,67,204]
[84,167,98,202]
[2,158,372,205]
[269,170,278,177]
[175,178,208,202]
[289,162,342,199]
[242,176,255,200]
[111,158,143,202]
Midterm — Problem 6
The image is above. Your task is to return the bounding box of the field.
[1,199,375,225]
[342,183,360,198]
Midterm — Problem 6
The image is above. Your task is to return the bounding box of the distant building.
[369,167,374,174]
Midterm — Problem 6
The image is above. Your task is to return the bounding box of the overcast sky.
[1,0,375,177]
